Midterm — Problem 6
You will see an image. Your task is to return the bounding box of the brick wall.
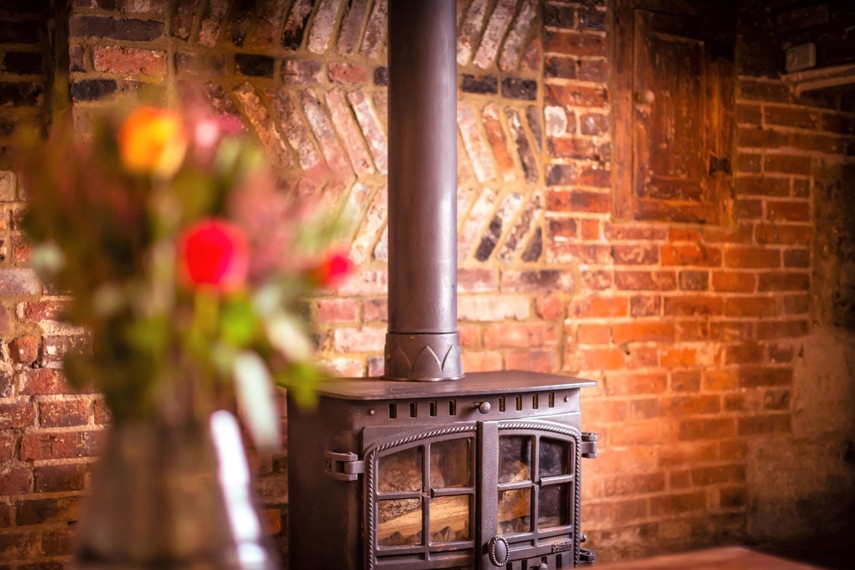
[1,0,854,567]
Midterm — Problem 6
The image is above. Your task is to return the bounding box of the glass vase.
[73,409,278,569]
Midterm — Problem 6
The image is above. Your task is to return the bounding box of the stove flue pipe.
[384,0,463,381]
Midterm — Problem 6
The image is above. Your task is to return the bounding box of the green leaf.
[233,351,280,450]
[220,296,258,347]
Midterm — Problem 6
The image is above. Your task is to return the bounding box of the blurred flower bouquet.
[17,99,351,449]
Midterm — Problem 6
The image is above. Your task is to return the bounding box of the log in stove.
[287,2,597,568]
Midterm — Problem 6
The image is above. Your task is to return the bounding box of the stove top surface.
[313,370,597,400]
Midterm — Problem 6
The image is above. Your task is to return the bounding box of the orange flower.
[118,107,187,177]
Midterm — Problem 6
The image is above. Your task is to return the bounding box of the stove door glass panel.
[378,498,423,546]
[540,438,571,477]
[431,438,472,488]
[498,489,532,535]
[499,436,532,483]
[429,495,471,543]
[379,446,423,493]
[538,483,571,529]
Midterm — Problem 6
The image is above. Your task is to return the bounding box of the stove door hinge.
[581,432,598,459]
[324,450,364,481]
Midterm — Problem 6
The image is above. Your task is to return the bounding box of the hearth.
[287,1,597,568]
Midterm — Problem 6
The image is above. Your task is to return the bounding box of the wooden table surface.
[594,546,821,569]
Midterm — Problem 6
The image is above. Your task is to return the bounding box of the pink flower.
[178,219,249,292]
[310,252,353,288]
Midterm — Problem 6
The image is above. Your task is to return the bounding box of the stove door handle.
[487,535,510,567]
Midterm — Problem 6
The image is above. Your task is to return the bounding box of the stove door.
[481,420,582,569]
[365,423,479,569]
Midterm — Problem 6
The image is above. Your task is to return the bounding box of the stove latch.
[581,432,598,459]
[324,450,364,481]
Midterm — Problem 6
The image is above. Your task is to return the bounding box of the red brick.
[661,244,722,267]
[664,296,724,317]
[21,430,103,461]
[614,271,677,291]
[739,366,792,388]
[660,347,698,368]
[614,498,648,521]
[763,154,812,175]
[758,271,809,292]
[738,414,792,436]
[20,299,70,321]
[766,200,810,222]
[783,248,810,268]
[483,323,559,348]
[10,335,40,365]
[724,247,781,268]
[546,83,608,108]
[331,327,385,353]
[629,398,661,420]
[606,225,667,241]
[577,323,611,345]
[737,153,762,173]
[581,219,600,240]
[32,464,87,493]
[611,322,674,343]
[42,526,75,556]
[676,320,710,342]
[612,244,658,265]
[704,369,740,391]
[669,469,692,489]
[627,345,658,369]
[504,350,556,373]
[316,298,359,323]
[38,400,90,428]
[756,319,808,339]
[755,224,811,246]
[93,46,167,77]
[327,62,370,83]
[725,343,764,365]
[629,295,660,318]
[604,373,667,396]
[712,271,756,292]
[671,370,701,392]
[547,189,611,213]
[610,420,673,446]
[571,295,627,318]
[724,296,779,317]
[650,492,707,516]
[0,402,35,429]
[736,198,762,220]
[569,347,626,371]
[15,496,82,526]
[0,530,40,559]
[583,270,613,291]
[543,30,606,56]
[0,465,31,494]
[462,351,504,372]
[720,486,748,509]
[662,395,721,416]
[678,418,736,441]
[535,294,565,320]
[585,399,628,424]
[604,473,666,496]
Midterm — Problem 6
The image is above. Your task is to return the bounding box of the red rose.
[178,219,249,292]
[310,252,353,287]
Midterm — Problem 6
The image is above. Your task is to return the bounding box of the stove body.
[288,372,597,570]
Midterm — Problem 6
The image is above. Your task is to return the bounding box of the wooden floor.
[595,547,821,569]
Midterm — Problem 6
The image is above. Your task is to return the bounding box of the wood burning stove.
[287,2,597,568]
[288,373,597,569]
